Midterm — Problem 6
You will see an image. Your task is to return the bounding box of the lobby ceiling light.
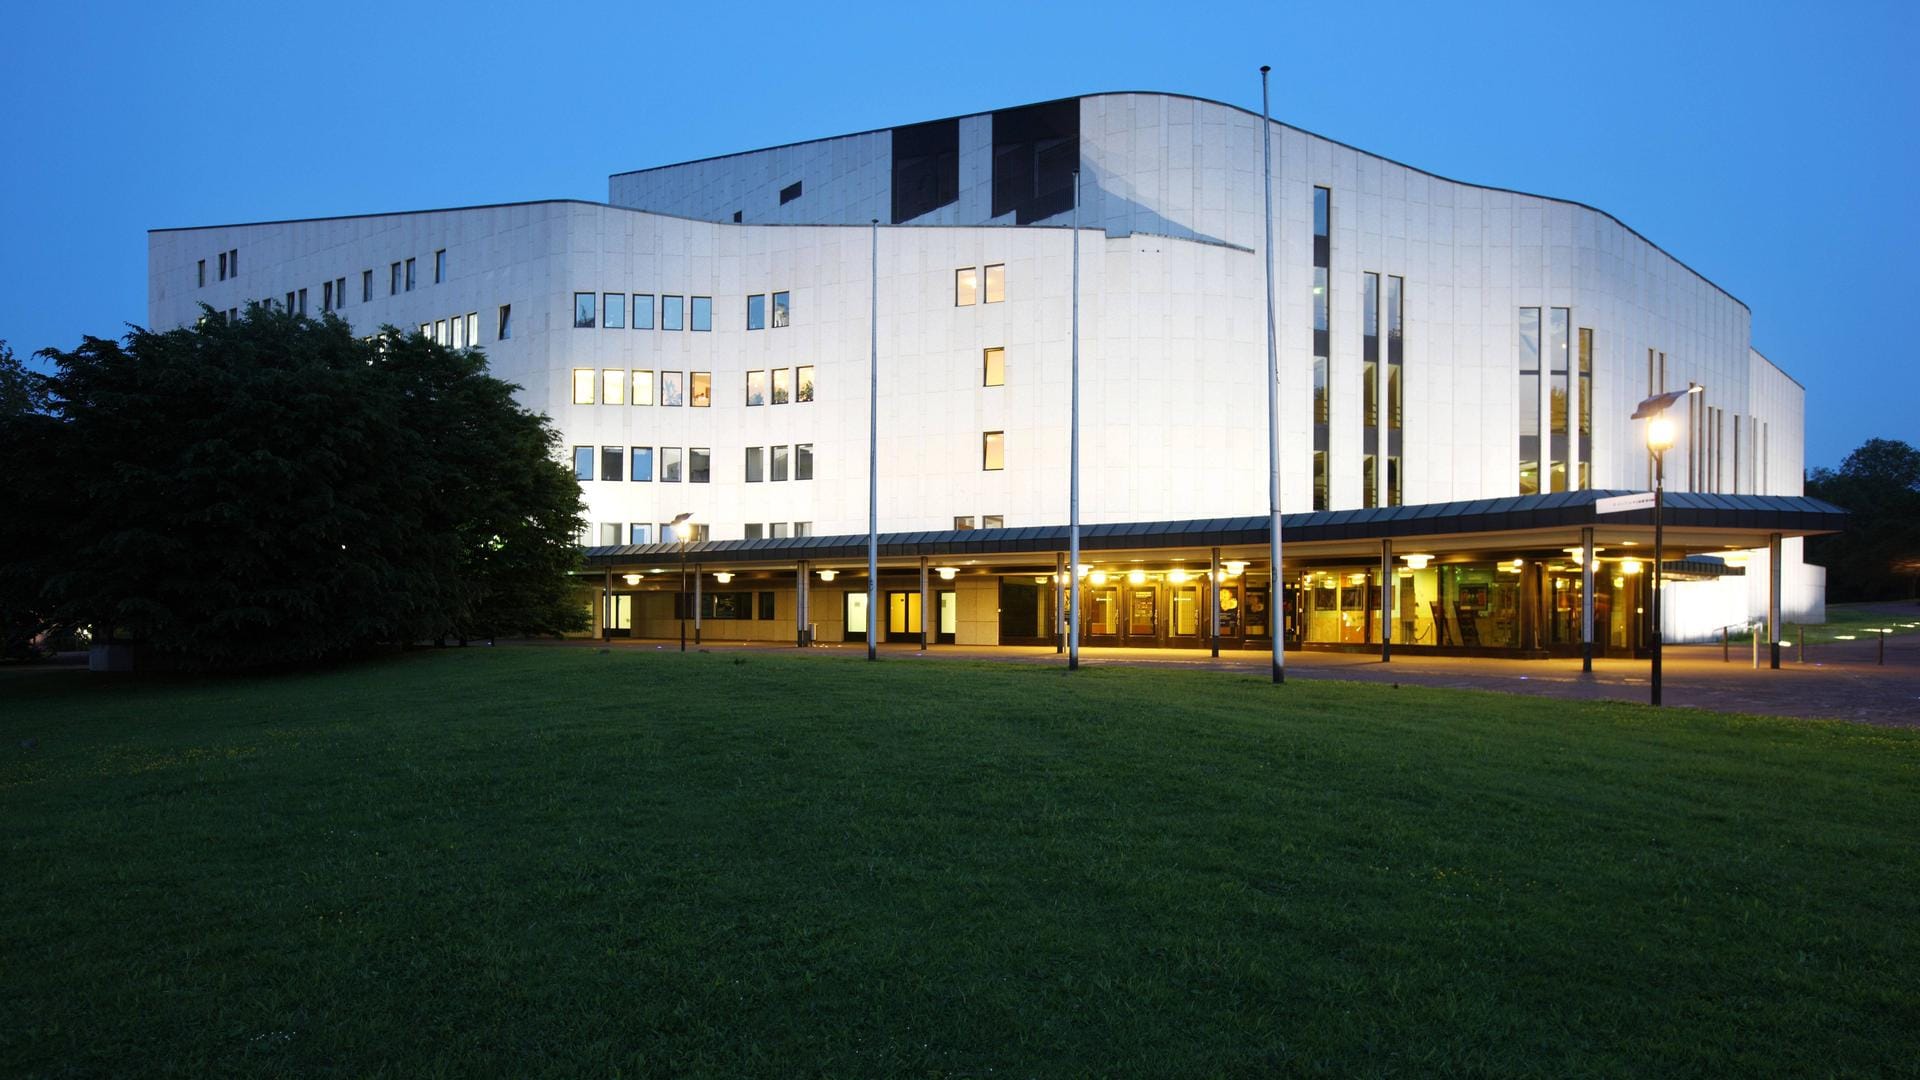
[1224,561,1247,577]
[622,573,642,586]
[1620,559,1643,575]
[1128,569,1147,585]
[1168,568,1190,584]
[1090,570,1109,585]
[937,567,959,581]
[1400,553,1432,570]
[817,569,838,582]
[713,571,733,584]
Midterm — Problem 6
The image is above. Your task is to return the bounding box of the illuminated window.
[796,365,814,402]
[572,446,593,480]
[661,371,684,406]
[771,444,789,481]
[746,370,767,405]
[747,294,765,330]
[795,443,813,480]
[772,368,791,404]
[1518,307,1541,495]
[601,446,624,482]
[689,448,710,483]
[604,293,625,329]
[602,369,625,405]
[690,372,711,407]
[955,267,978,306]
[660,447,683,482]
[772,291,789,327]
[983,347,1005,386]
[633,294,653,329]
[631,369,653,406]
[573,293,596,328]
[572,369,596,405]
[691,296,712,332]
[983,431,1004,471]
[451,316,464,349]
[465,312,477,344]
[661,295,683,331]
[955,516,975,530]
[984,264,1005,303]
[630,446,653,482]
[434,319,446,345]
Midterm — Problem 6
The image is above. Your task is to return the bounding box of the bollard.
[1881,628,1887,666]
[1723,625,1729,663]
[1752,622,1759,669]
[1798,624,1804,662]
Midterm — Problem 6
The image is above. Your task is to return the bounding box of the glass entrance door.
[937,590,957,644]
[887,590,923,642]
[1169,585,1200,641]
[1127,588,1157,643]
[844,591,868,643]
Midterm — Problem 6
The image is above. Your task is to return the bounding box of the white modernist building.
[148,91,1835,658]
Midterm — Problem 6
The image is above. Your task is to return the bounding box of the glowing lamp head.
[1646,416,1677,452]
[936,567,959,581]
[1223,561,1247,577]
[1401,553,1432,570]
[1127,569,1147,585]
[1089,570,1108,585]
[816,569,837,582]
[1168,568,1190,584]
[1620,558,1643,576]
[622,573,642,586]
[713,571,732,584]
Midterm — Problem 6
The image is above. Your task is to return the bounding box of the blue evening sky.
[1,0,1911,469]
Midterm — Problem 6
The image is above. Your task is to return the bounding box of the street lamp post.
[1632,385,1700,707]
[670,512,694,653]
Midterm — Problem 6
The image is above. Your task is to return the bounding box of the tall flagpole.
[1261,66,1286,685]
[868,219,879,662]
[1068,171,1082,671]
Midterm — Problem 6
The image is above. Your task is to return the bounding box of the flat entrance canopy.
[577,490,1844,659]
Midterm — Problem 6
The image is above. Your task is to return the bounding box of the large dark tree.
[2,308,585,668]
[1805,438,1920,602]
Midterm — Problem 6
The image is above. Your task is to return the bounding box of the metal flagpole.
[1068,171,1082,671]
[1261,65,1285,684]
[868,219,880,661]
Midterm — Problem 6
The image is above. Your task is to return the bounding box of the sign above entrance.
[1595,492,1657,515]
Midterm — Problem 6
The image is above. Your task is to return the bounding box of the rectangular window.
[604,293,625,328]
[217,252,227,281]
[954,516,975,530]
[452,316,466,349]
[745,523,764,540]
[631,446,653,482]
[572,368,596,405]
[691,296,712,331]
[747,294,766,330]
[772,367,791,404]
[771,522,789,539]
[983,431,1005,471]
[796,365,814,402]
[1549,307,1570,493]
[1518,307,1542,495]
[435,319,447,345]
[772,291,789,327]
[982,514,1004,528]
[771,444,789,481]
[633,294,653,329]
[1387,276,1404,431]
[298,288,308,316]
[690,372,711,407]
[1577,326,1593,489]
[602,369,625,406]
[362,270,373,303]
[795,443,813,480]
[780,180,803,204]
[390,262,402,295]
[983,347,1005,386]
[689,448,710,484]
[745,446,765,482]
[573,292,596,328]
[434,249,446,284]
[660,447,683,482]
[794,521,812,537]
[495,305,510,340]
[661,371,684,406]
[420,322,432,338]
[1313,186,1331,240]
[405,258,415,291]
[602,446,624,482]
[661,295,684,331]
[632,369,653,406]
[572,446,594,481]
[758,590,776,619]
[631,523,651,545]
[746,370,767,405]
[198,259,206,287]
[338,277,347,307]
[955,267,978,306]
[594,523,617,547]
[323,280,334,313]
[984,264,1005,304]
[229,249,237,275]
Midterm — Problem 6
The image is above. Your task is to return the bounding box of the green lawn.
[3,647,1916,1077]
[1731,599,1920,645]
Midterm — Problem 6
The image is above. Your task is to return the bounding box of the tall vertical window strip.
[572,369,596,405]
[1362,271,1379,508]
[633,294,653,329]
[574,293,595,328]
[604,293,625,329]
[1517,307,1541,495]
[955,268,978,306]
[1549,308,1570,493]
[983,265,1005,304]
[691,296,712,331]
[362,269,373,302]
[771,291,790,327]
[434,250,446,283]
[662,296,683,331]
[1577,327,1593,489]
[747,294,765,330]
[1386,275,1404,505]
[1311,186,1331,511]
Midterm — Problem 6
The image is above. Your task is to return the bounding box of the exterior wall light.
[1128,569,1147,585]
[1168,568,1190,584]
[1620,558,1643,575]
[714,572,733,584]
[1400,554,1432,570]
[936,567,959,581]
[622,573,642,586]
[817,569,838,582]
[1090,570,1108,585]
[1224,561,1247,577]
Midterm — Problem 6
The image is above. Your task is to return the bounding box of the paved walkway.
[573,619,1920,727]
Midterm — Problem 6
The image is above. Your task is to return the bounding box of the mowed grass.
[2,647,1916,1078]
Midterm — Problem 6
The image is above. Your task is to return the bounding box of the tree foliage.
[0,308,585,667]
[1805,437,1920,602]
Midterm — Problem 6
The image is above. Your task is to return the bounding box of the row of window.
[572,443,816,484]
[197,248,240,286]
[954,515,1005,530]
[1517,307,1594,495]
[571,366,816,407]
[955,264,1006,307]
[585,521,816,546]
[743,521,814,539]
[419,313,481,350]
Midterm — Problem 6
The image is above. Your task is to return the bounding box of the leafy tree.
[4,307,585,669]
[0,341,62,657]
[1805,438,1920,602]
